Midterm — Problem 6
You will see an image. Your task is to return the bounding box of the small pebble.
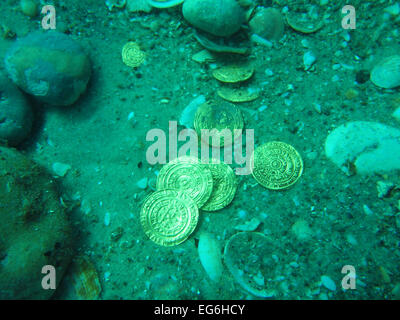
[321,275,336,291]
[137,177,148,189]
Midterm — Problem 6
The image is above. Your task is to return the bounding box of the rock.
[291,219,312,241]
[198,232,223,282]
[0,146,73,299]
[0,72,33,146]
[182,0,245,37]
[20,0,38,17]
[5,31,91,106]
[325,121,400,175]
[321,275,336,291]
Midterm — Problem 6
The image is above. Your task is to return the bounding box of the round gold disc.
[140,189,199,246]
[202,161,238,212]
[194,100,244,148]
[251,141,303,190]
[212,63,254,83]
[122,42,145,68]
[156,156,213,208]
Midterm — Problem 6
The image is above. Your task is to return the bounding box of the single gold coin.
[194,100,244,147]
[156,156,213,208]
[202,161,238,212]
[122,42,145,67]
[140,189,199,246]
[251,141,303,190]
[217,86,260,103]
[212,62,254,83]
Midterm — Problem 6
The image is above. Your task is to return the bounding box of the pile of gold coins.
[140,156,238,246]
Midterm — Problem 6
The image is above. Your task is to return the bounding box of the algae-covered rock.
[0,147,73,299]
[0,71,33,146]
[182,0,245,37]
[4,31,91,106]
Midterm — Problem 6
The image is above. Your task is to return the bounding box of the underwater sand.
[0,0,399,299]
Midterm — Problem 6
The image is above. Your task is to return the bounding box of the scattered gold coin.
[202,161,238,212]
[217,86,260,103]
[140,189,199,246]
[251,141,303,190]
[212,62,254,83]
[194,100,244,147]
[121,42,145,67]
[156,156,213,208]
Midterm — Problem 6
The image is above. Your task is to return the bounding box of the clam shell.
[371,55,400,89]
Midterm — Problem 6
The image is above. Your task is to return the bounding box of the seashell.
[286,11,323,34]
[198,232,223,282]
[147,0,184,8]
[370,55,400,89]
[224,232,275,298]
[249,7,285,41]
[70,256,102,300]
[194,30,250,55]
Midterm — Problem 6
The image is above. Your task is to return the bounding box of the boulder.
[5,31,91,106]
[0,147,73,299]
[182,0,245,37]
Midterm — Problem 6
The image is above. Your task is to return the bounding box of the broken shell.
[217,86,259,102]
[212,62,254,83]
[371,55,400,89]
[191,49,217,64]
[224,232,274,298]
[70,256,102,300]
[286,11,324,34]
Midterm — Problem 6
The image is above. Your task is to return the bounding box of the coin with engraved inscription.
[156,156,213,208]
[194,100,244,147]
[121,42,145,67]
[202,161,238,212]
[140,189,199,246]
[251,141,303,190]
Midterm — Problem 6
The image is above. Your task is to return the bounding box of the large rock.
[325,121,400,175]
[182,0,245,37]
[4,31,91,106]
[0,71,33,146]
[0,147,73,299]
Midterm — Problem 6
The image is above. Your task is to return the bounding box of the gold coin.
[121,42,145,67]
[202,161,237,212]
[156,156,213,208]
[251,141,303,190]
[212,63,254,83]
[217,86,260,103]
[194,100,244,147]
[140,189,199,246]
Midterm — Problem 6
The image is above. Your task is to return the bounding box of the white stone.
[325,121,400,175]
[321,275,336,291]
[393,107,400,121]
[137,177,148,190]
[303,51,316,71]
[198,232,223,282]
[52,162,71,177]
[179,95,205,128]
